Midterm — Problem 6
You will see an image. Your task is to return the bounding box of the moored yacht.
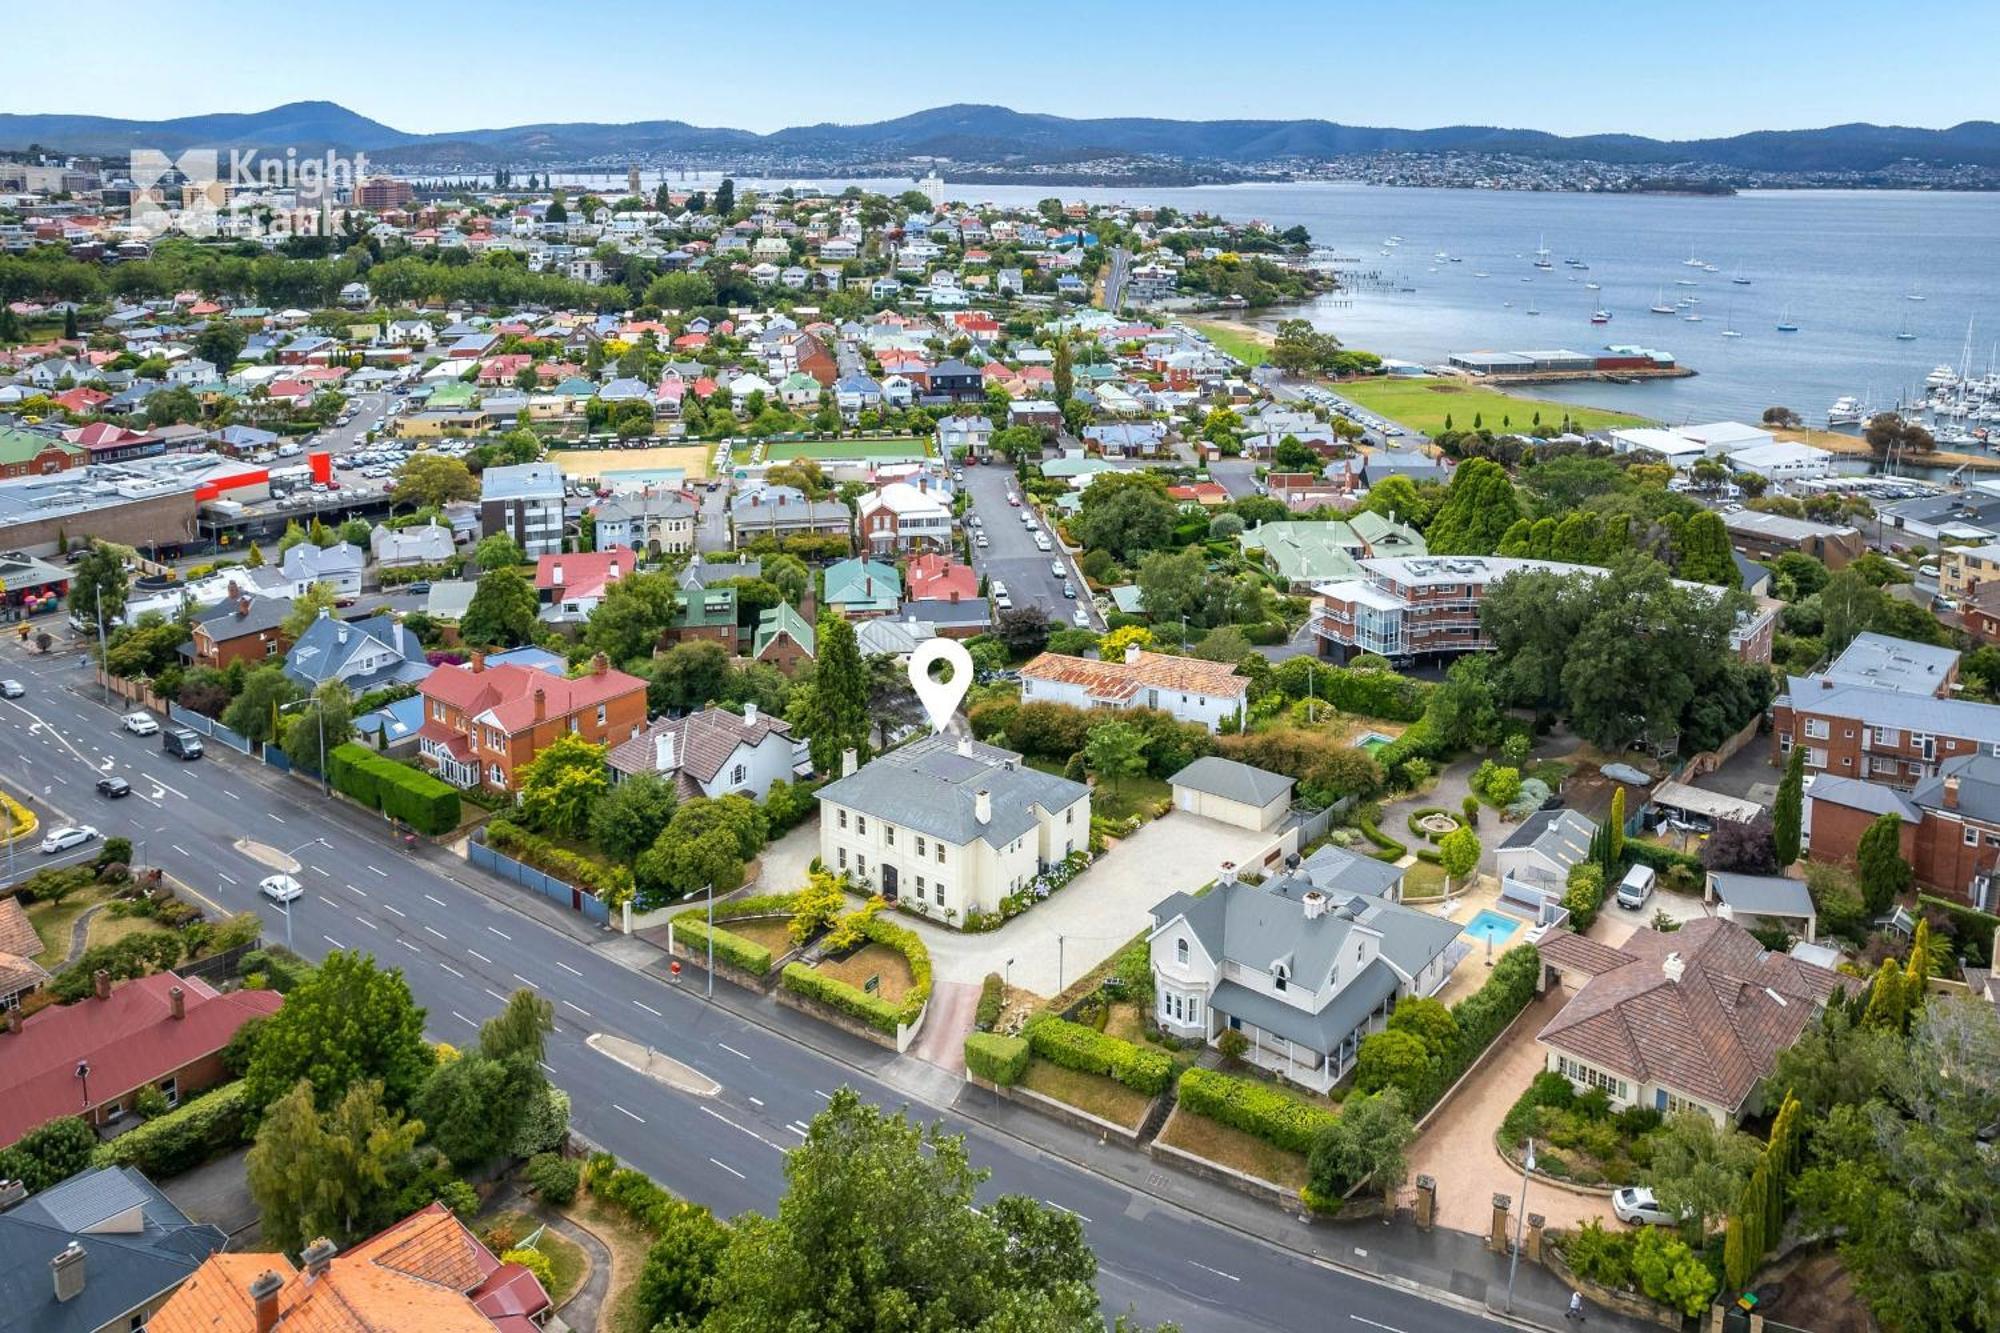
[1827,395,1866,427]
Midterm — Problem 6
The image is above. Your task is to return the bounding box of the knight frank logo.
[128,146,369,239]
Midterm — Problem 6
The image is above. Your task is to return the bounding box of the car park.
[95,776,131,799]
[122,712,160,736]
[258,873,304,904]
[0,679,22,698]
[40,825,98,854]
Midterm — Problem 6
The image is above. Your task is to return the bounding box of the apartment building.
[1772,674,2000,789]
[1940,540,2000,601]
[1806,753,2000,910]
[479,461,565,557]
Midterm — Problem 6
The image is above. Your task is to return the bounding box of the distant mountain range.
[3,100,1998,174]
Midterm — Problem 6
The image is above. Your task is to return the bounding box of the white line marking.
[451,1011,476,1026]
[555,960,582,976]
[311,865,330,876]
[717,1042,750,1060]
[748,1096,764,1108]
[1046,1201,1091,1223]
[344,883,366,897]
[322,934,346,949]
[699,1105,787,1151]
[1349,1319,1406,1333]
[614,1104,646,1123]
[397,939,419,953]
[467,949,492,965]
[438,963,464,978]
[538,1060,555,1075]
[356,917,378,930]
[786,1122,808,1137]
[708,1157,744,1179]
[512,972,537,989]
[368,865,387,877]
[217,873,236,885]
[487,925,511,940]
[813,1089,832,1100]
[381,904,405,918]
[170,844,189,857]
[225,790,239,800]
[424,893,447,907]
[266,813,284,824]
[563,1000,591,1017]
[483,988,507,1002]
[633,1000,662,1017]
[424,925,446,940]
[1188,1261,1239,1282]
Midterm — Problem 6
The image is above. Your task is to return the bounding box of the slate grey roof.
[815,734,1087,851]
[1209,960,1401,1054]
[283,612,429,692]
[1783,675,2000,745]
[1708,872,1817,920]
[1294,842,1405,900]
[1911,752,2000,824]
[1169,757,1295,808]
[677,554,761,590]
[1501,808,1597,868]
[191,593,290,641]
[1805,774,1921,822]
[0,1166,224,1333]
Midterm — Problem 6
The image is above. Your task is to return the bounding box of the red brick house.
[187,592,291,669]
[0,970,282,1146]
[1772,676,2000,790]
[906,553,976,603]
[1805,753,2000,910]
[417,651,648,792]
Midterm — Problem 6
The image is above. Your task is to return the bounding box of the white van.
[991,581,1012,611]
[1615,864,1657,911]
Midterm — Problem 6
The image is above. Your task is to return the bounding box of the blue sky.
[7,1,1994,139]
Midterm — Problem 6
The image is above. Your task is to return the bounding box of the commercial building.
[1721,510,1866,570]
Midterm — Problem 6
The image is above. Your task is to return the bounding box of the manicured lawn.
[481,1211,588,1307]
[815,942,915,1003]
[1091,773,1172,823]
[1020,1057,1155,1130]
[84,910,173,953]
[1189,320,1271,367]
[1158,1106,1310,1191]
[1401,860,1449,900]
[760,437,933,461]
[24,883,115,968]
[1341,377,1650,436]
[716,916,795,955]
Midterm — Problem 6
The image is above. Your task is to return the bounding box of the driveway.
[1403,989,1618,1237]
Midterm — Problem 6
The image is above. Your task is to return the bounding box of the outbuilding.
[1168,757,1294,832]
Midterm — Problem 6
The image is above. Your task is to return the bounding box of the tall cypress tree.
[798,613,869,773]
[1772,745,1805,865]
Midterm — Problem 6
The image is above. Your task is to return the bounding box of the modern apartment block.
[479,461,566,557]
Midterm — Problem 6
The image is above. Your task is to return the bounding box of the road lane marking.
[424,893,447,907]
[563,1000,591,1017]
[555,960,582,976]
[709,1157,744,1179]
[424,926,446,940]
[1047,1201,1091,1223]
[397,939,420,953]
[266,813,284,824]
[225,790,239,800]
[217,872,236,885]
[748,1096,764,1108]
[614,1104,646,1123]
[467,949,492,964]
[316,895,338,908]
[484,988,507,1002]
[1350,1320,1406,1333]
[813,1089,832,1099]
[322,934,346,949]
[786,1122,808,1136]
[717,1042,750,1060]
[368,865,387,877]
[451,1011,476,1026]
[381,904,405,918]
[512,972,537,989]
[438,963,464,978]
[538,1061,555,1075]
[487,925,511,940]
[699,1106,787,1151]
[170,844,189,857]
[344,883,367,897]
[633,1000,662,1017]
[1187,1261,1239,1282]
[356,917,378,930]
[312,865,330,876]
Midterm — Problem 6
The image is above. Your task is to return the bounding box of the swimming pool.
[1464,908,1523,946]
[1354,730,1394,756]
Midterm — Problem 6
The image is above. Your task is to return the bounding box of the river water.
[546,171,2000,429]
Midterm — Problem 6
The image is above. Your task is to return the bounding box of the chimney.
[0,1179,25,1210]
[608,558,621,581]
[1218,861,1237,887]
[956,734,974,758]
[302,1236,336,1280]
[974,789,992,824]
[1945,773,1961,809]
[654,729,676,772]
[532,687,547,722]
[93,969,111,1002]
[470,649,486,673]
[250,1270,285,1333]
[591,652,609,676]
[1302,889,1328,920]
[336,623,348,645]
[237,595,252,618]
[1662,952,1685,984]
[1124,644,1142,666]
[841,747,858,778]
[743,702,758,727]
[168,985,185,1020]
[50,1241,85,1303]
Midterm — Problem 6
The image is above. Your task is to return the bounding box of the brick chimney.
[1945,773,1961,809]
[591,652,609,676]
[1662,952,1685,984]
[0,1179,25,1210]
[250,1270,284,1333]
[532,687,546,722]
[50,1241,85,1303]
[168,985,184,1020]
[92,969,110,1002]
[470,649,486,673]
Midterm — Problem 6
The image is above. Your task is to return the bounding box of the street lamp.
[1504,1137,1536,1313]
[279,696,333,796]
[272,838,329,952]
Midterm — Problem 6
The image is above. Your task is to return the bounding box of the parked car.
[258,873,304,904]
[95,776,131,799]
[1007,493,1021,506]
[162,728,204,760]
[1071,606,1091,627]
[122,712,160,736]
[1615,864,1657,911]
[1612,1187,1681,1227]
[0,679,22,698]
[40,825,98,855]
[1050,561,1065,578]
[1062,582,1077,599]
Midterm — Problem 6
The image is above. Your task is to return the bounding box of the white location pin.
[908,638,974,734]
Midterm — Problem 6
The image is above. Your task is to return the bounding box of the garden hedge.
[778,912,932,1035]
[673,916,774,976]
[486,818,632,901]
[92,1081,250,1177]
[328,743,461,835]
[1356,816,1408,863]
[1024,1015,1174,1096]
[975,972,1005,1030]
[1175,1066,1338,1155]
[963,1033,1030,1085]
[1624,840,1705,882]
[1917,894,2000,967]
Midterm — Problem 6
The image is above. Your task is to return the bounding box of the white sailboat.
[1533,234,1553,270]
[1650,288,1675,315]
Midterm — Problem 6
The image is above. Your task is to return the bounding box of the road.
[960,462,1098,630]
[0,644,1513,1333]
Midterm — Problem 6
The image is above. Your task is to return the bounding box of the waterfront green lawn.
[1340,377,1650,436]
[1188,320,1271,367]
[760,437,932,461]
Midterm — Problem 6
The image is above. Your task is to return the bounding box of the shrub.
[525,1151,580,1205]
[0,1117,98,1192]
[1217,1029,1249,1064]
[486,817,633,903]
[1176,1067,1338,1155]
[963,1032,1030,1085]
[327,743,462,834]
[975,972,1006,1031]
[780,912,931,1035]
[1024,1015,1174,1095]
[134,1084,171,1120]
[1461,795,1479,828]
[1626,840,1705,883]
[501,1247,556,1292]
[92,1082,252,1177]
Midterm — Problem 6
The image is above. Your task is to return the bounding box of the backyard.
[479,1210,588,1308]
[1026,757,1170,824]
[1341,377,1650,436]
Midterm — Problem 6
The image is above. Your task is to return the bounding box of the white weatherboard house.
[606,704,796,802]
[1019,647,1249,733]
[814,735,1090,926]
[1147,846,1461,1092]
[1493,808,1598,919]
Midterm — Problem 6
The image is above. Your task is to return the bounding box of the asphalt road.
[0,641,1512,1333]
[961,462,1097,630]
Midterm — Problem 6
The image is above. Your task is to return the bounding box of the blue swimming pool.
[1464,908,1522,946]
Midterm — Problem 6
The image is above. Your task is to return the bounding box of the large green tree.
[247,1078,456,1253]
[280,680,354,775]
[242,951,435,1114]
[1773,745,1806,866]
[222,665,303,743]
[395,454,479,508]
[1856,810,1913,914]
[1675,510,1737,586]
[461,567,539,647]
[1306,1090,1413,1206]
[1072,473,1177,563]
[69,543,129,628]
[1084,721,1149,797]
[1641,1111,1762,1242]
[1424,459,1521,555]
[585,569,682,663]
[517,733,609,838]
[1134,547,1208,630]
[792,614,869,773]
[590,771,679,861]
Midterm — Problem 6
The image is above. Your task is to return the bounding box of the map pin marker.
[909,638,975,734]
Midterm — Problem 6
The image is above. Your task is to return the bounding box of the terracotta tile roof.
[150,1203,546,1333]
[0,895,39,958]
[1535,918,1858,1112]
[534,546,636,600]
[905,554,976,602]
[0,971,282,1146]
[1534,929,1636,977]
[1020,649,1248,702]
[420,659,646,736]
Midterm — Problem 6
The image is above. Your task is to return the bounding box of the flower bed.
[915,849,1090,932]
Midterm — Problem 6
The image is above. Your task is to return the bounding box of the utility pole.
[93,585,110,704]
[1504,1138,1536,1313]
[705,880,714,999]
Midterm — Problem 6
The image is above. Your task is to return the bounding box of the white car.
[1072,606,1091,627]
[259,873,305,904]
[0,679,23,698]
[1050,561,1065,578]
[975,534,989,548]
[122,712,160,736]
[1611,1186,1679,1227]
[40,825,98,855]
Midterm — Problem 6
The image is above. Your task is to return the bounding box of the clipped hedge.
[673,915,774,976]
[328,743,461,835]
[1918,894,2000,967]
[1176,1066,1339,1155]
[1356,816,1408,863]
[964,1032,1030,1086]
[92,1081,251,1178]
[486,818,631,901]
[975,972,1005,1031]
[778,913,933,1035]
[1024,1015,1174,1096]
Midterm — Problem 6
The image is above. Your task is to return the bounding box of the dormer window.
[1272,963,1289,992]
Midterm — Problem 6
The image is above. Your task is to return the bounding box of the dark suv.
[162,728,204,760]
